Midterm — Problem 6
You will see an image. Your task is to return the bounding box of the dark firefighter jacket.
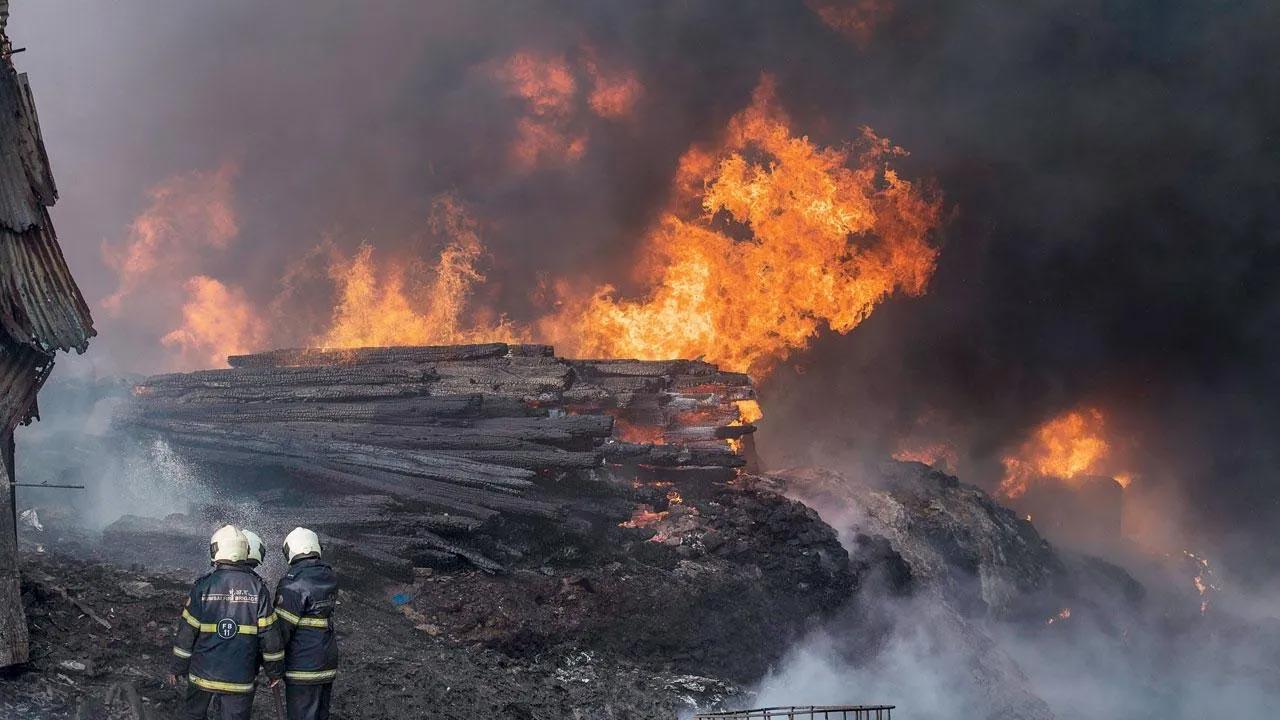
[275,557,339,684]
[170,562,285,693]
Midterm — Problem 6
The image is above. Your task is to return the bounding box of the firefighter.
[210,527,269,717]
[276,527,339,720]
[168,524,286,720]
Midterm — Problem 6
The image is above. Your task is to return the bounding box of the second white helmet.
[282,527,322,564]
[241,529,265,567]
[210,524,248,563]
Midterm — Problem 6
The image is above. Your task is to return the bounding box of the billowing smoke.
[10,0,1279,603]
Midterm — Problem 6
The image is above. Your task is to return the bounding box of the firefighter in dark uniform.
[208,528,269,717]
[276,527,339,720]
[168,525,286,719]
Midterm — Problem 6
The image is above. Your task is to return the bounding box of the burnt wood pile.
[116,343,758,576]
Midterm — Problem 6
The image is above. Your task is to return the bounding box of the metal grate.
[695,706,894,720]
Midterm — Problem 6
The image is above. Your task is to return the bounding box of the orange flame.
[316,196,524,348]
[541,77,942,377]
[584,51,642,118]
[1000,407,1123,499]
[161,276,268,370]
[892,442,959,472]
[808,0,895,47]
[492,52,586,170]
[102,164,238,314]
[734,399,764,426]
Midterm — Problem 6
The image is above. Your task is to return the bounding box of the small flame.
[1000,407,1130,499]
[1046,607,1071,625]
[584,50,642,118]
[807,0,895,47]
[892,442,958,472]
[492,52,586,171]
[734,399,764,426]
[666,490,684,505]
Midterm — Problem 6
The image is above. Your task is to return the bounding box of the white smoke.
[751,465,1280,720]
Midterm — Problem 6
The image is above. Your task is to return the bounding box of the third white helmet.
[241,529,265,567]
[282,527,322,563]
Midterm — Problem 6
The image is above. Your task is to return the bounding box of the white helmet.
[282,527,322,564]
[210,524,248,563]
[241,529,265,567]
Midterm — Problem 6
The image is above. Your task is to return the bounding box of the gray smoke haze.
[8,0,1280,586]
[753,471,1280,720]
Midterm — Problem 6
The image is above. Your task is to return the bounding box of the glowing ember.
[619,505,668,529]
[612,417,667,445]
[1183,550,1218,615]
[1000,407,1129,499]
[892,441,958,472]
[666,490,684,505]
[541,77,942,377]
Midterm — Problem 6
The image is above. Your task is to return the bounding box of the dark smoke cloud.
[10,1,1280,579]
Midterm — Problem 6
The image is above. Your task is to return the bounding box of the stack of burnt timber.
[118,343,758,576]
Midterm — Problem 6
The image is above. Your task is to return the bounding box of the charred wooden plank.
[421,449,601,470]
[127,395,489,424]
[139,363,438,391]
[140,383,435,404]
[429,357,573,400]
[360,532,504,574]
[227,343,509,368]
[602,442,745,468]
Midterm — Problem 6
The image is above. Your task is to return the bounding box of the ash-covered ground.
[7,458,1277,720]
[1,475,848,719]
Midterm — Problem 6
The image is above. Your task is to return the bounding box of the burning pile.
[109,78,942,383]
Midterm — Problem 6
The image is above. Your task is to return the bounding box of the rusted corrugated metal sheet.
[0,341,50,433]
[0,216,96,353]
[0,41,94,354]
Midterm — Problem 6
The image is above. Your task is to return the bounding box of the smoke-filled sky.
[11,2,1280,578]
